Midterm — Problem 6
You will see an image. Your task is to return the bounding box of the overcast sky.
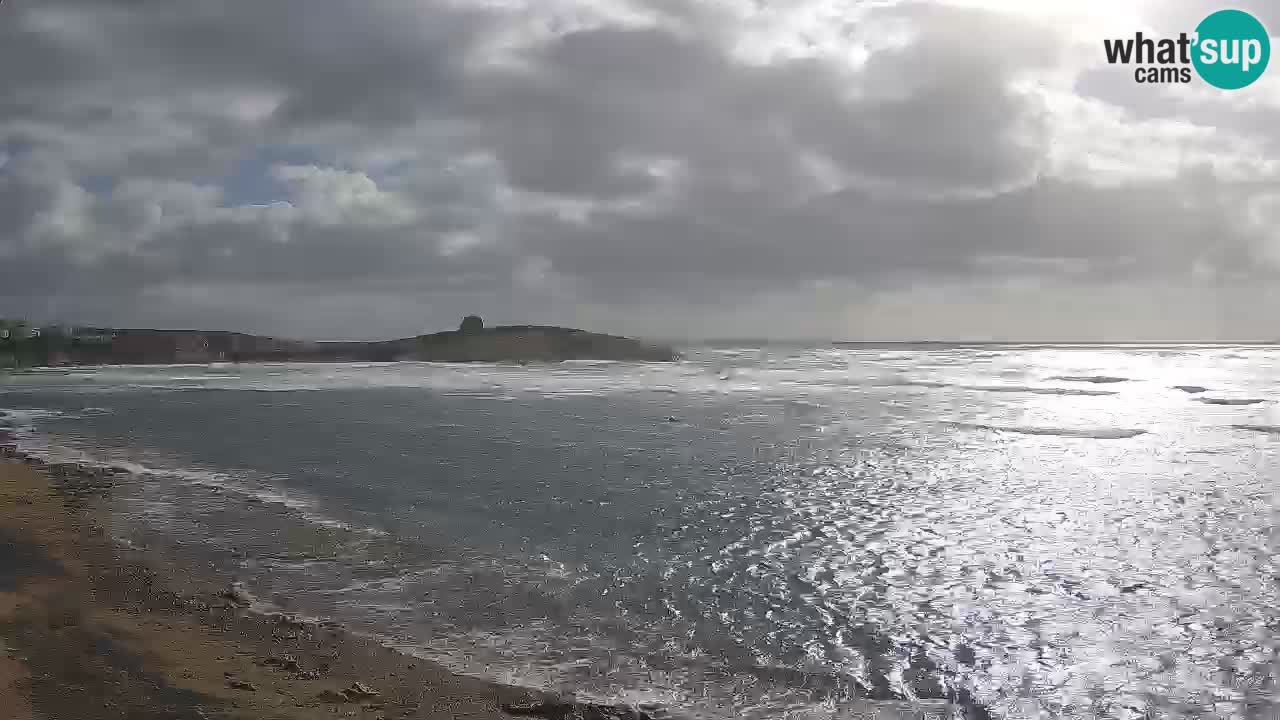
[3,0,1280,341]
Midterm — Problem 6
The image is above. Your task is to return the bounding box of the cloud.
[2,0,1279,339]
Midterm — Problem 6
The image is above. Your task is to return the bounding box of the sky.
[3,0,1280,342]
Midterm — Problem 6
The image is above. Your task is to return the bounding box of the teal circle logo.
[1192,9,1270,89]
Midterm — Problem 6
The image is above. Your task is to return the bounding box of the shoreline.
[0,441,662,720]
[0,415,953,720]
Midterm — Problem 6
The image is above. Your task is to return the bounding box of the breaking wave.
[973,385,1117,396]
[952,422,1149,439]
[1194,397,1267,406]
[1232,424,1280,435]
[896,381,1117,396]
[1049,375,1130,384]
[0,408,374,536]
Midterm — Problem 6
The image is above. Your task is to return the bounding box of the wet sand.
[0,454,660,720]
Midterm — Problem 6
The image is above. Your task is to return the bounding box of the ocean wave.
[0,408,64,424]
[893,380,950,389]
[1048,375,1130,384]
[1,422,380,537]
[952,422,1148,439]
[1172,385,1209,394]
[0,408,64,440]
[785,399,826,409]
[973,385,1116,396]
[320,569,435,596]
[1194,397,1267,406]
[894,381,1116,396]
[1232,424,1280,435]
[156,469,388,536]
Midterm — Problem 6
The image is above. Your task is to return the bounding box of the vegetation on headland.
[315,316,677,363]
[1,319,115,369]
[0,316,678,367]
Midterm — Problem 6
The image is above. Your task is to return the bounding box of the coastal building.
[70,327,115,344]
[0,320,43,366]
[107,330,314,364]
[1,321,41,339]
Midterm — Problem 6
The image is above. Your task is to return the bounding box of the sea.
[3,344,1280,720]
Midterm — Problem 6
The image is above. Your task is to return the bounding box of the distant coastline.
[833,340,1280,347]
[0,317,678,367]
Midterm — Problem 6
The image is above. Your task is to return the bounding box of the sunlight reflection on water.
[4,344,1280,719]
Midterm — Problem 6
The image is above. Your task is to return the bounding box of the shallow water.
[4,345,1280,719]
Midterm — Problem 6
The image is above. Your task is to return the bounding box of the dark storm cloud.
[517,170,1261,306]
[462,3,1055,199]
[1,0,1278,338]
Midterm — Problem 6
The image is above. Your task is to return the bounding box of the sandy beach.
[0,452,663,720]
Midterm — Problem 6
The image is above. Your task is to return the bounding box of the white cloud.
[3,0,1280,339]
[271,165,418,227]
[1039,89,1277,184]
